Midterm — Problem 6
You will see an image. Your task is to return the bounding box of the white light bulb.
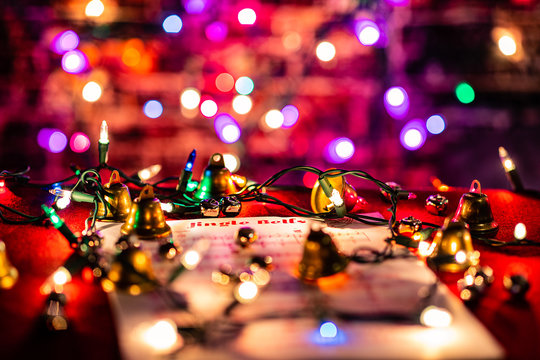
[99,120,109,144]
[514,223,527,240]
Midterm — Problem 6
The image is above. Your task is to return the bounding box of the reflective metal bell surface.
[97,170,132,221]
[453,180,498,237]
[427,218,478,273]
[102,246,157,295]
[298,227,349,281]
[120,185,171,240]
[0,240,18,289]
[195,153,237,200]
[311,170,364,213]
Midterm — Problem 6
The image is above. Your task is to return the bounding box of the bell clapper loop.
[470,179,481,194]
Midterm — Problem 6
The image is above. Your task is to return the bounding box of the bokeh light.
[303,172,319,188]
[223,153,240,173]
[200,99,218,117]
[70,132,91,153]
[282,31,302,51]
[400,120,427,151]
[455,82,475,104]
[180,88,201,109]
[216,73,235,92]
[85,0,104,17]
[38,128,68,153]
[385,0,410,6]
[51,30,79,54]
[326,137,355,163]
[236,281,258,301]
[143,100,163,119]
[142,319,180,351]
[61,50,88,74]
[264,109,284,129]
[183,0,206,14]
[232,95,252,115]
[420,306,452,328]
[49,131,68,153]
[498,35,517,56]
[281,105,299,128]
[214,113,241,143]
[319,322,338,338]
[206,21,228,42]
[355,20,381,46]
[235,76,254,95]
[316,41,336,62]
[384,86,409,119]
[162,15,183,34]
[426,115,446,134]
[82,81,102,102]
[238,8,256,25]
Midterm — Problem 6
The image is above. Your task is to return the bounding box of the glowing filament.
[99,120,109,144]
[138,164,162,181]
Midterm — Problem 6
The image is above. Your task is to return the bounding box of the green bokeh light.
[455,82,475,104]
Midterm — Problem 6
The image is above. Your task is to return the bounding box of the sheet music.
[98,216,504,360]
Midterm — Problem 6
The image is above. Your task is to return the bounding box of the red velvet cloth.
[1,183,540,359]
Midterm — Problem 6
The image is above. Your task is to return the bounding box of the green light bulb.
[455,82,475,104]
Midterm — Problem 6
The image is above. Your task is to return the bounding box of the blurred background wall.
[1,0,539,190]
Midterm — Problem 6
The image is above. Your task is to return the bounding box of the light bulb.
[99,120,109,144]
[329,189,344,207]
[137,164,162,181]
[181,250,201,270]
[514,223,527,240]
[498,146,515,172]
[235,281,258,302]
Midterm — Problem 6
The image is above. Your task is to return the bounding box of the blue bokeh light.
[235,76,254,95]
[162,15,183,33]
[143,100,164,119]
[426,114,446,135]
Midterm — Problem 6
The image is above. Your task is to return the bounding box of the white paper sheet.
[98,216,504,360]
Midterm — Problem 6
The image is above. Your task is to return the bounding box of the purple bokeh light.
[51,30,79,54]
[61,50,88,74]
[214,113,241,144]
[355,20,381,46]
[400,120,427,151]
[38,128,67,153]
[281,105,299,128]
[183,0,206,14]
[325,137,355,163]
[385,0,410,6]
[384,86,409,120]
[205,21,228,42]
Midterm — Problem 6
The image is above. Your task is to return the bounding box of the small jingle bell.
[236,227,257,248]
[427,218,478,273]
[311,171,363,216]
[103,246,157,295]
[394,216,422,236]
[453,180,498,237]
[97,170,132,222]
[0,240,18,289]
[425,194,448,216]
[298,227,349,281]
[195,153,238,200]
[44,292,68,331]
[220,196,242,217]
[200,198,220,217]
[120,185,171,240]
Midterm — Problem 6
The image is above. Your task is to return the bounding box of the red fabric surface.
[1,183,540,359]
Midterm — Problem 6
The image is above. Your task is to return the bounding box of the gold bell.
[195,153,237,200]
[102,247,157,295]
[97,170,132,221]
[120,185,171,240]
[298,227,349,281]
[427,218,479,273]
[453,180,498,237]
[0,240,18,289]
[311,170,365,215]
